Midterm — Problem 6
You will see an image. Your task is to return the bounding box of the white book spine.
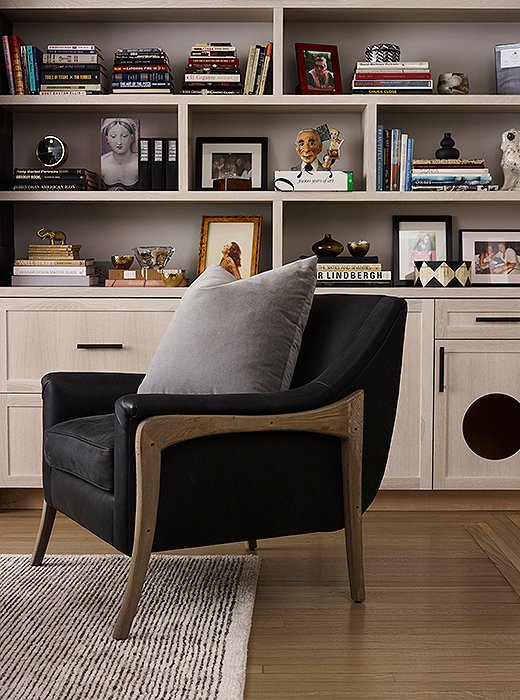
[184,73,241,82]
[12,266,92,275]
[317,270,392,281]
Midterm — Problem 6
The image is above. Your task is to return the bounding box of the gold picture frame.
[197,215,262,280]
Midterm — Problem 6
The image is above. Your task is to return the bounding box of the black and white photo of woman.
[100,117,140,190]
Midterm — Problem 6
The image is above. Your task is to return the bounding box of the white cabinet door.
[0,394,42,487]
[434,340,520,489]
[382,299,434,489]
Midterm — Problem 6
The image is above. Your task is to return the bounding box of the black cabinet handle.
[76,343,124,349]
[439,346,445,393]
[475,317,520,323]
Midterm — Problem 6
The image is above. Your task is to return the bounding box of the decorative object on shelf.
[413,260,471,287]
[295,43,342,94]
[500,128,520,190]
[435,133,460,159]
[132,245,175,270]
[195,136,268,190]
[392,215,453,286]
[35,136,68,168]
[312,234,344,257]
[138,138,178,191]
[460,228,520,285]
[161,269,186,287]
[100,117,140,191]
[197,215,262,279]
[36,225,67,245]
[437,73,469,95]
[495,42,520,95]
[365,44,401,63]
[111,255,134,269]
[347,240,370,257]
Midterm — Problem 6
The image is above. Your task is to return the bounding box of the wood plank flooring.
[1,510,520,699]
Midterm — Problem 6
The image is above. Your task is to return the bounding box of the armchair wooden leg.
[31,501,57,566]
[245,540,257,552]
[341,391,365,603]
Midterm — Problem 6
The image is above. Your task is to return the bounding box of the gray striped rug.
[0,554,260,700]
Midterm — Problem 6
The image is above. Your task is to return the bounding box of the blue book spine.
[376,124,384,191]
[26,45,36,93]
[405,136,413,191]
[33,47,42,94]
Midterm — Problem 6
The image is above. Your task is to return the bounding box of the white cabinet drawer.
[436,299,520,339]
[0,298,178,392]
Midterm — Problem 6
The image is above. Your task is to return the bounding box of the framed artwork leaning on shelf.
[197,215,262,280]
[194,136,268,190]
[461,229,520,285]
[392,215,452,286]
[295,43,342,94]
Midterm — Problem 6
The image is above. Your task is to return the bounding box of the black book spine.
[164,138,178,190]
[138,137,151,190]
[151,138,165,190]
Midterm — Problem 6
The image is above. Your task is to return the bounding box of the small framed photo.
[195,137,268,190]
[197,215,262,279]
[392,215,452,286]
[295,43,342,95]
[460,229,520,285]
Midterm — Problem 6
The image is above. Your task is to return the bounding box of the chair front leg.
[31,500,57,566]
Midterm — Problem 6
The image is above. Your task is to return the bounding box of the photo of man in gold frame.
[197,215,262,279]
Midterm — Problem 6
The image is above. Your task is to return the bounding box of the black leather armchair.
[32,294,407,639]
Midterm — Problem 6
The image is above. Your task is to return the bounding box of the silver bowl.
[132,245,175,270]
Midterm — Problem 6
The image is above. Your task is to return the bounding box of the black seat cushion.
[44,414,114,491]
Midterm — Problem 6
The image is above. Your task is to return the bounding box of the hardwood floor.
[2,510,520,699]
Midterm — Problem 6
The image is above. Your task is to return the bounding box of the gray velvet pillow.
[138,256,317,394]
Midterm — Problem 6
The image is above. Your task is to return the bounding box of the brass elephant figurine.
[36,226,67,245]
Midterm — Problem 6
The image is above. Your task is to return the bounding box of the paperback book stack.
[12,246,98,287]
[316,256,391,286]
[376,125,414,191]
[411,159,497,191]
[111,48,174,93]
[242,42,273,95]
[1,34,43,94]
[12,168,98,191]
[351,61,433,95]
[181,43,243,95]
[40,44,108,94]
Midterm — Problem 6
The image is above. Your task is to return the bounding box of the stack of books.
[12,168,98,191]
[376,126,414,191]
[351,61,433,95]
[181,43,243,95]
[243,42,273,95]
[111,48,174,93]
[411,159,497,191]
[1,34,43,95]
[12,246,98,287]
[40,44,108,94]
[316,256,391,286]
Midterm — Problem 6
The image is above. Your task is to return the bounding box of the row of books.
[181,43,242,95]
[12,168,98,191]
[12,245,99,286]
[2,35,42,95]
[111,47,174,94]
[352,61,433,95]
[40,44,108,94]
[376,125,414,191]
[137,138,178,190]
[243,42,272,95]
[410,158,497,191]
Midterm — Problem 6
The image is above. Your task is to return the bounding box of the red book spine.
[1,35,15,94]
[8,35,25,94]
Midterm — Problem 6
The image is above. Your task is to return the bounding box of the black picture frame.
[460,228,520,285]
[392,215,453,286]
[194,136,268,190]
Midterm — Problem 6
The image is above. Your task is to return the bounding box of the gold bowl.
[347,240,370,257]
[111,255,134,270]
[161,269,186,287]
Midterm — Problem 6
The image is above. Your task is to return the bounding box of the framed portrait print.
[460,229,520,285]
[295,43,342,95]
[195,137,268,190]
[197,215,262,279]
[392,215,452,286]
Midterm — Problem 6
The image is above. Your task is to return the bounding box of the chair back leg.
[31,501,57,566]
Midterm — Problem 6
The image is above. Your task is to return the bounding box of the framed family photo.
[194,136,268,190]
[392,215,452,286]
[460,229,520,285]
[295,43,342,94]
[197,215,262,279]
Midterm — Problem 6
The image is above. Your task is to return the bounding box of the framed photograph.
[197,215,262,279]
[195,137,268,190]
[295,43,342,95]
[392,215,452,286]
[460,229,520,285]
